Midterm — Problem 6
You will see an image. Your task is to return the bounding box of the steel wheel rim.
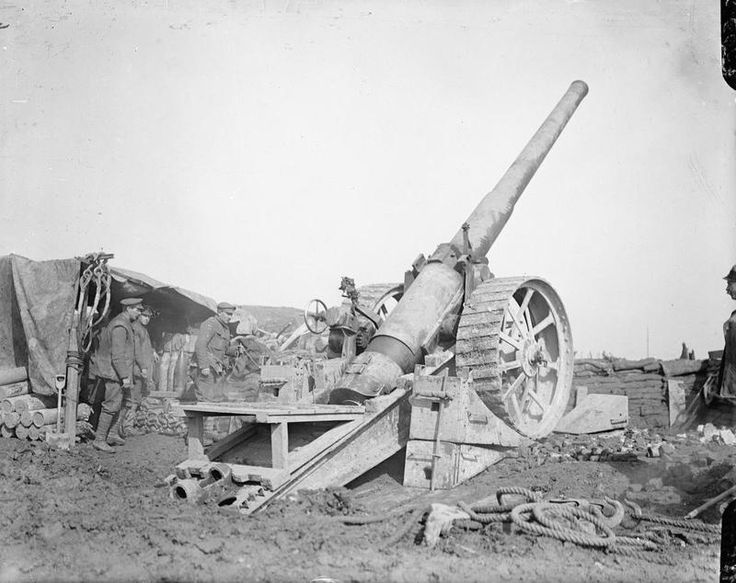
[497,280,573,436]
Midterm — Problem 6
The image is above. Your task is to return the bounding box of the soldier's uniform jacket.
[89,313,136,382]
[133,321,154,380]
[720,310,736,397]
[194,315,236,372]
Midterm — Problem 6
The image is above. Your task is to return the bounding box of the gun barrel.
[330,81,588,404]
[450,80,588,259]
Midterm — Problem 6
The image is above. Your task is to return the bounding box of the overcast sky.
[0,0,734,359]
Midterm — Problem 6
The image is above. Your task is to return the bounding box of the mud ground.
[0,430,730,583]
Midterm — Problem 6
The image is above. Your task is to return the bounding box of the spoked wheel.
[456,277,574,438]
[304,298,328,335]
[356,284,404,325]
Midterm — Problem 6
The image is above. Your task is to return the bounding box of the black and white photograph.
[0,1,734,581]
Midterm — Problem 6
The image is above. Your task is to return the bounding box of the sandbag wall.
[571,358,668,429]
[570,357,714,430]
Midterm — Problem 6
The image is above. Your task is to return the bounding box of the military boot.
[106,411,126,446]
[116,406,130,439]
[92,412,116,454]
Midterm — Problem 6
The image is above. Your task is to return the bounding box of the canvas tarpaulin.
[109,267,216,333]
[0,254,81,396]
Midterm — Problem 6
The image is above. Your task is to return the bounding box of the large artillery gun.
[171,81,588,510]
[310,79,587,438]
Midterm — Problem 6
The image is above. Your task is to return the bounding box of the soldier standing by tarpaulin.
[87,297,142,453]
[116,304,157,438]
[192,301,239,402]
[719,266,736,398]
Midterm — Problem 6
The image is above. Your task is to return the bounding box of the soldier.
[114,305,156,439]
[719,266,736,397]
[192,301,239,402]
[87,297,142,453]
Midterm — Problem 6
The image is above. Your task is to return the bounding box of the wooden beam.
[205,423,258,461]
[270,422,288,469]
[260,413,364,424]
[288,419,364,471]
[180,403,364,416]
[186,415,207,460]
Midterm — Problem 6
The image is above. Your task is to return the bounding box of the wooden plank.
[270,422,288,470]
[288,419,364,471]
[186,415,207,460]
[263,413,364,424]
[660,359,708,377]
[667,379,686,427]
[205,423,258,461]
[181,402,364,416]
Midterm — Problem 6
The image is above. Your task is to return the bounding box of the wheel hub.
[520,337,546,377]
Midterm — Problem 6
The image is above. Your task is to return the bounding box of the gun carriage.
[171,81,589,510]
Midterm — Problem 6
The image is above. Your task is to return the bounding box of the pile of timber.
[571,357,712,430]
[0,394,92,441]
[0,366,94,441]
[131,397,187,436]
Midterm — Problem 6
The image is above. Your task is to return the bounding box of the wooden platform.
[175,390,411,513]
[181,401,365,468]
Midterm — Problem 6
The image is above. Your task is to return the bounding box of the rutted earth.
[0,428,730,583]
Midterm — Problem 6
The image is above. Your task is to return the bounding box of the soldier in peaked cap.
[718,266,736,399]
[191,301,240,402]
[114,305,157,439]
[87,297,143,453]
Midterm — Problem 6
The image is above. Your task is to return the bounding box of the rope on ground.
[636,514,720,534]
[495,487,542,505]
[511,503,616,548]
[457,501,511,523]
[624,498,719,534]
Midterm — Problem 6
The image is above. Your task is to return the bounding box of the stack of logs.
[571,357,711,430]
[0,366,94,441]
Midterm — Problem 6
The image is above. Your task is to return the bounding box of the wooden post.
[63,321,81,448]
[270,422,289,470]
[186,414,206,460]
